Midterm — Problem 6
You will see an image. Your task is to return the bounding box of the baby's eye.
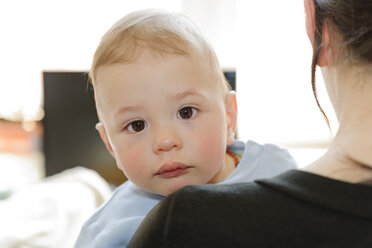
[177,106,198,120]
[126,120,147,133]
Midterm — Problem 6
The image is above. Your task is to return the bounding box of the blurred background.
[0,0,339,194]
[0,0,337,246]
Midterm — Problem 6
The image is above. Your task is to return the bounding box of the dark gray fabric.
[128,170,372,248]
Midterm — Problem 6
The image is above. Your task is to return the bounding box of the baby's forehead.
[94,66,227,114]
[94,52,225,88]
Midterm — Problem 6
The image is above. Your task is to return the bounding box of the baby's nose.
[152,126,182,154]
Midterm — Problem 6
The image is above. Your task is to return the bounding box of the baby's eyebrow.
[115,105,143,117]
[171,89,206,100]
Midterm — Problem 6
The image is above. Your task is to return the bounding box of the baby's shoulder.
[245,140,295,162]
[81,181,163,235]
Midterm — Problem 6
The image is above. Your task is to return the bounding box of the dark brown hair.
[311,0,372,125]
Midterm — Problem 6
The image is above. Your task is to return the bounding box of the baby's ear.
[96,122,116,159]
[225,91,238,145]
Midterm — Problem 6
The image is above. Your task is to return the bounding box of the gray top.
[128,170,372,248]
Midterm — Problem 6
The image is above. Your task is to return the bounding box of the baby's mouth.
[155,162,192,178]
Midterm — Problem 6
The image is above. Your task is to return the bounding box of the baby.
[75,9,297,248]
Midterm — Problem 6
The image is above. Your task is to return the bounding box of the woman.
[128,0,372,247]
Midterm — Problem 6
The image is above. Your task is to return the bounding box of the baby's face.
[94,54,235,195]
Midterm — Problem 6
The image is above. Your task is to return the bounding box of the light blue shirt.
[74,140,297,248]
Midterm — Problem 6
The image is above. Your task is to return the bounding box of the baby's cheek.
[196,131,225,164]
[119,148,146,181]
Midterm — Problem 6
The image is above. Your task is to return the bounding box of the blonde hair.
[90,9,229,92]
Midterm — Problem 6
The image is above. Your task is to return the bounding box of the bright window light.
[236,0,337,147]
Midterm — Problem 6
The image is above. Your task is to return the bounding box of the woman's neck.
[303,140,372,184]
[303,65,372,183]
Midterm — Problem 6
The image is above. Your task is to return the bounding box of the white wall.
[236,0,337,147]
[182,0,236,70]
